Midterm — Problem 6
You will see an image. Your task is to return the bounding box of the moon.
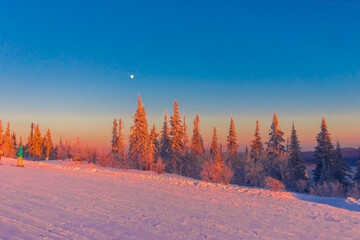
[130,75,134,79]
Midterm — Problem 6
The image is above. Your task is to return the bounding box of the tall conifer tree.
[287,123,307,191]
[150,125,160,161]
[190,114,204,156]
[170,100,184,155]
[226,117,239,158]
[29,124,43,159]
[111,118,118,154]
[333,142,351,186]
[182,115,189,153]
[159,111,172,164]
[210,127,219,157]
[129,95,149,169]
[313,117,335,184]
[43,129,53,160]
[117,119,125,159]
[3,122,16,157]
[250,120,263,162]
[265,113,286,180]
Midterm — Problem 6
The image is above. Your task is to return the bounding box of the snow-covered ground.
[0,158,359,240]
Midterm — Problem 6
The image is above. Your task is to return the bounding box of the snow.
[0,158,359,240]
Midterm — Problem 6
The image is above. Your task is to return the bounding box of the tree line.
[1,95,360,198]
[110,95,360,197]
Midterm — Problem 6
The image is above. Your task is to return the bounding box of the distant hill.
[302,147,359,166]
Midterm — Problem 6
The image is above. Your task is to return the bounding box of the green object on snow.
[17,146,23,157]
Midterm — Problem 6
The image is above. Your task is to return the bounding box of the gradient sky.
[0,0,359,150]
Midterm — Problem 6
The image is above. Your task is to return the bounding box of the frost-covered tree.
[286,123,308,191]
[159,111,172,167]
[150,125,160,161]
[250,120,263,163]
[117,119,125,160]
[312,117,336,185]
[354,148,360,183]
[43,129,53,160]
[265,113,286,180]
[28,124,43,159]
[170,100,184,155]
[210,127,219,157]
[182,115,189,153]
[58,137,70,161]
[170,100,184,173]
[333,142,351,186]
[129,95,150,169]
[3,122,16,157]
[190,114,204,156]
[111,118,118,155]
[226,117,239,159]
[12,132,17,150]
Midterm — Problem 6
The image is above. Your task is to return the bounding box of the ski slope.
[0,158,359,240]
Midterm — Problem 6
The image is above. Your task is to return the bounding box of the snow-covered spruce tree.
[117,119,125,160]
[43,129,53,160]
[286,123,308,192]
[354,147,360,183]
[159,111,172,171]
[170,100,184,173]
[28,124,43,160]
[210,127,219,157]
[182,115,189,153]
[111,118,118,155]
[250,120,263,163]
[128,95,150,170]
[265,113,286,181]
[190,114,204,156]
[226,117,239,159]
[3,122,16,157]
[333,142,351,187]
[312,117,336,185]
[184,114,204,178]
[150,124,160,162]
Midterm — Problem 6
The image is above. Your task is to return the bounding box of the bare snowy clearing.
[0,158,359,240]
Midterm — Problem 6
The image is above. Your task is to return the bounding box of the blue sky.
[0,0,359,148]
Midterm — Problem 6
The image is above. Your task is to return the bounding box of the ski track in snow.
[0,158,359,240]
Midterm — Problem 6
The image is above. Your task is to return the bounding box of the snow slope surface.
[0,158,359,240]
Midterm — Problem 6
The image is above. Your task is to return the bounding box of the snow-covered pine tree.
[159,111,172,168]
[286,123,308,191]
[150,124,160,161]
[128,95,150,169]
[170,100,184,155]
[117,119,125,160]
[354,147,360,183]
[250,120,263,163]
[312,117,336,185]
[226,117,239,159]
[182,115,189,153]
[29,124,43,160]
[190,114,204,156]
[265,113,286,180]
[210,127,219,157]
[3,122,16,157]
[333,142,351,186]
[170,100,184,173]
[43,129,53,160]
[111,118,118,155]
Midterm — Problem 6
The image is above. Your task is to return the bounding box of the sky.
[0,0,359,150]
